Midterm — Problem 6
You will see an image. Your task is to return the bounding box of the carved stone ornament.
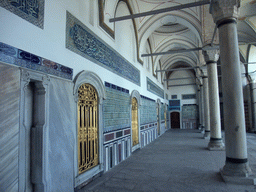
[202,46,220,63]
[42,75,50,86]
[21,69,31,83]
[210,0,240,23]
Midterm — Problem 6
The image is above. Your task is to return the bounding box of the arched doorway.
[171,112,180,129]
[132,97,139,146]
[77,83,99,174]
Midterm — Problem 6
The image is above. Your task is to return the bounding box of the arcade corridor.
[79,129,256,192]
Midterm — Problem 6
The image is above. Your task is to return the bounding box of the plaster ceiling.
[126,0,256,81]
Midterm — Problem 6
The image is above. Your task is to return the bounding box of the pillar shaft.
[203,77,210,137]
[210,0,252,179]
[200,85,205,128]
[207,62,222,139]
[203,47,224,150]
[219,21,247,160]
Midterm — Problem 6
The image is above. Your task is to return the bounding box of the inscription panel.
[0,0,44,29]
[66,12,140,86]
[146,77,164,98]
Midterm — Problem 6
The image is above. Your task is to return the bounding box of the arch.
[73,70,106,187]
[73,70,106,102]
[130,90,141,106]
[130,90,141,151]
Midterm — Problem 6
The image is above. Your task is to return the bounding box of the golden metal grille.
[78,84,99,174]
[132,98,139,146]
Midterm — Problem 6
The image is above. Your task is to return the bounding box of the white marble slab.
[0,64,19,191]
[48,77,75,191]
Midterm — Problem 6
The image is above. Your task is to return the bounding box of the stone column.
[210,0,253,182]
[197,87,202,130]
[203,47,225,150]
[203,76,210,138]
[200,84,205,132]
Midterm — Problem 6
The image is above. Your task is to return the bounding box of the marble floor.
[78,129,256,192]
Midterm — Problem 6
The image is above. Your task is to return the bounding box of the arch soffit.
[154,56,197,80]
[163,54,197,66]
[159,54,197,72]
[114,0,143,64]
[73,70,106,103]
[152,39,199,69]
[130,90,141,106]
[139,13,202,55]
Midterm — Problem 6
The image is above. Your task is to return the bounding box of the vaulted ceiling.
[101,0,256,85]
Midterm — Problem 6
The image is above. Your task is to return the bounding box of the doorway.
[171,112,180,129]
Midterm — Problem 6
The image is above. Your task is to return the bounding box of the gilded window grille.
[132,97,139,146]
[164,111,167,129]
[78,84,99,174]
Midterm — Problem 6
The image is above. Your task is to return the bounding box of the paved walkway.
[79,129,256,192]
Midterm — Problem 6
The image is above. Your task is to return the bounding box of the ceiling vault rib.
[164,77,196,81]
[211,25,217,46]
[109,0,211,22]
[156,66,200,72]
[142,46,219,57]
[168,83,197,87]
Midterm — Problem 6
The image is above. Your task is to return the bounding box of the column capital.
[210,0,240,24]
[202,45,220,64]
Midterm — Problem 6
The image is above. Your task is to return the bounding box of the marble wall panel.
[48,77,75,191]
[0,63,20,191]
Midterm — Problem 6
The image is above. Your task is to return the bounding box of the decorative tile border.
[140,95,155,102]
[146,77,164,98]
[105,82,129,94]
[140,122,157,131]
[66,11,140,86]
[0,0,45,29]
[0,42,73,80]
[104,128,131,144]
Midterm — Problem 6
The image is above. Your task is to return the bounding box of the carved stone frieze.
[210,0,240,23]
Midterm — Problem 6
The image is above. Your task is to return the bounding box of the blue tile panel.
[103,82,130,133]
[66,11,140,86]
[140,95,157,125]
[146,77,164,98]
[0,0,44,29]
[182,104,198,119]
[169,99,180,111]
[0,42,73,80]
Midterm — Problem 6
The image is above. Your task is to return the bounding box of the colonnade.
[198,0,254,184]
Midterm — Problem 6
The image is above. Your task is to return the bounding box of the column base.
[220,161,255,185]
[208,138,225,151]
[203,130,210,139]
[222,159,252,177]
